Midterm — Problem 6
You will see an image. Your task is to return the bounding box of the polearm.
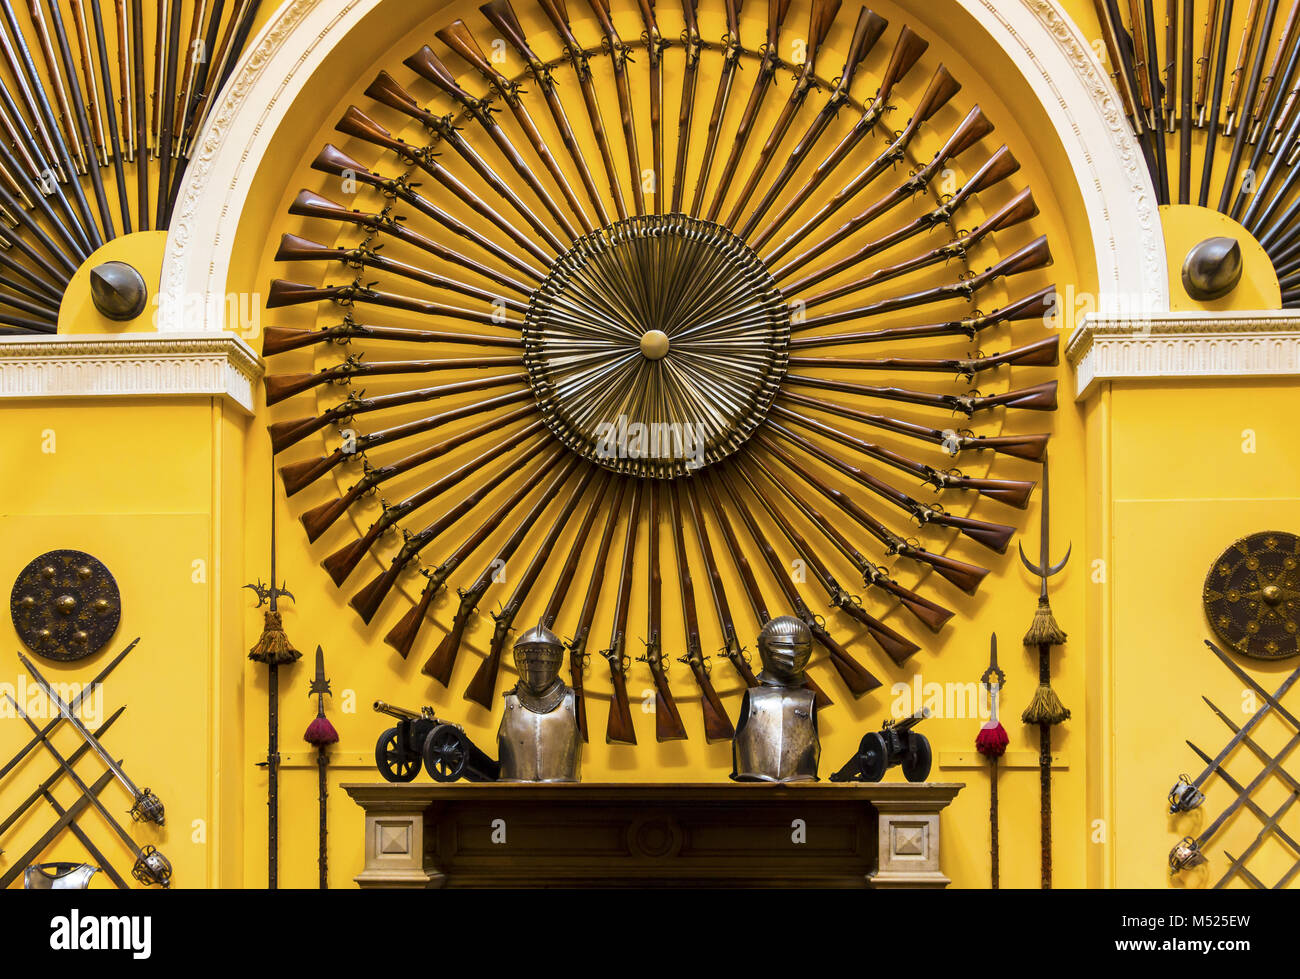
[113,0,133,160]
[479,0,611,225]
[435,21,594,232]
[303,411,539,554]
[668,479,734,742]
[419,453,580,685]
[16,649,164,824]
[335,104,554,267]
[70,0,111,166]
[464,465,602,708]
[309,143,545,281]
[748,28,938,249]
[602,480,643,745]
[724,0,840,226]
[689,476,833,707]
[1217,0,1280,212]
[6,695,172,887]
[382,53,579,241]
[172,0,208,159]
[738,6,887,239]
[536,0,629,220]
[27,0,88,174]
[87,0,133,232]
[0,767,117,889]
[1198,0,1236,205]
[586,0,646,216]
[635,0,664,213]
[564,477,628,742]
[670,0,701,213]
[706,0,798,221]
[712,462,904,681]
[691,0,744,216]
[640,481,687,741]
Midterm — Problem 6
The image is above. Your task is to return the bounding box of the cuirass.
[497,688,582,782]
[731,685,820,783]
[24,863,98,889]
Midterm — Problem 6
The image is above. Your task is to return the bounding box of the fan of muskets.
[0,0,264,333]
[264,0,1061,745]
[1096,0,1300,305]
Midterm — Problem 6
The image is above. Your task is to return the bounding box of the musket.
[633,0,665,213]
[267,373,530,456]
[280,392,532,503]
[263,316,522,360]
[0,766,116,889]
[1236,15,1300,220]
[154,0,182,226]
[70,0,110,166]
[790,283,1058,349]
[787,335,1058,382]
[671,0,701,213]
[791,235,1053,331]
[749,28,938,249]
[639,482,687,740]
[1218,0,1281,213]
[758,435,991,594]
[381,55,579,242]
[276,220,532,302]
[334,105,555,268]
[352,444,565,626]
[1198,0,1237,204]
[600,480,642,744]
[87,0,133,232]
[0,178,80,282]
[149,0,170,156]
[6,697,172,887]
[0,84,89,258]
[172,0,207,159]
[264,351,523,407]
[27,0,88,174]
[536,0,629,220]
[561,476,627,741]
[132,0,146,226]
[772,402,1040,508]
[1251,0,1300,142]
[16,649,164,826]
[1196,0,1224,124]
[707,0,799,221]
[765,98,992,268]
[176,0,224,159]
[725,0,841,226]
[740,6,886,238]
[1165,0,1179,134]
[479,0,611,225]
[310,143,544,281]
[463,466,602,707]
[1091,0,1144,132]
[787,155,1030,301]
[1125,0,1156,124]
[318,431,550,587]
[435,21,594,232]
[266,278,525,328]
[717,466,899,682]
[420,453,579,684]
[768,421,1017,553]
[691,0,745,216]
[1179,0,1194,201]
[787,373,1058,418]
[1139,0,1171,196]
[742,453,955,632]
[583,0,645,216]
[668,480,734,741]
[1225,0,1266,135]
[690,476,833,706]
[113,0,133,160]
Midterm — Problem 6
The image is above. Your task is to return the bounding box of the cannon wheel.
[902,732,933,783]
[857,732,889,782]
[375,727,422,783]
[423,724,470,782]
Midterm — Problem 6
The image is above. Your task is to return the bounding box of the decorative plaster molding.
[159,0,1169,333]
[0,333,263,413]
[1066,311,1300,398]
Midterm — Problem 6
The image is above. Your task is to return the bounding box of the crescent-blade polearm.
[15,649,164,825]
[1017,455,1070,890]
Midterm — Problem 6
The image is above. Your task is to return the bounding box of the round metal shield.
[10,550,121,662]
[1203,531,1300,660]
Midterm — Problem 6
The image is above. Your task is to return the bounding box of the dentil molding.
[1066,311,1300,399]
[0,333,263,414]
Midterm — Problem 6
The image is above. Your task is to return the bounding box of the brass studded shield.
[1204,532,1300,661]
[10,550,121,662]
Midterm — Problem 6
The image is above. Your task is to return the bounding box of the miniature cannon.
[372,701,499,783]
[829,709,933,783]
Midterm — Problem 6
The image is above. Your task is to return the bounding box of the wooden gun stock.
[986,233,1053,279]
[879,26,928,100]
[435,25,494,80]
[384,577,440,658]
[463,624,508,708]
[970,380,1058,414]
[321,536,372,588]
[979,336,1061,371]
[935,102,992,159]
[938,474,1036,510]
[422,596,478,686]
[279,453,343,499]
[837,600,920,666]
[840,9,889,86]
[809,619,883,695]
[912,65,963,128]
[975,186,1038,234]
[650,660,687,741]
[262,326,326,357]
[479,0,534,57]
[881,578,955,633]
[266,278,348,309]
[300,496,353,544]
[964,145,1021,196]
[268,414,332,455]
[568,634,590,742]
[973,432,1051,462]
[925,511,1015,554]
[606,661,637,745]
[364,71,440,129]
[902,545,989,595]
[400,47,463,97]
[264,371,320,406]
[335,105,418,160]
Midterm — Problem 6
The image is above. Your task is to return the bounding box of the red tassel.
[975,721,1008,758]
[304,714,339,747]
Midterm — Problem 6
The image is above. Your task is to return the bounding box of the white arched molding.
[159,0,1169,334]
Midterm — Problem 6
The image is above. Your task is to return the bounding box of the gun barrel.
[372,700,423,721]
[893,707,932,733]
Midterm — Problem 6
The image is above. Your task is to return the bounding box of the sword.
[1206,638,1300,729]
[0,767,116,889]
[15,649,164,825]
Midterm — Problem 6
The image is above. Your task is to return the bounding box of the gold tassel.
[1022,683,1070,726]
[1022,597,1068,647]
[248,609,302,666]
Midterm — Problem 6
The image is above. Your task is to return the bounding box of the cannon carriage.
[372,701,500,783]
[830,709,933,783]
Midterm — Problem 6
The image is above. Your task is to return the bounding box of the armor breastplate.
[498,687,582,782]
[731,685,820,783]
[24,862,98,889]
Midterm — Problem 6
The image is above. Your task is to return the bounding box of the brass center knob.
[640,329,670,360]
[1263,584,1283,606]
[55,594,77,615]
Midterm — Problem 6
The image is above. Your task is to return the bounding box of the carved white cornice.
[0,333,264,413]
[1066,311,1300,399]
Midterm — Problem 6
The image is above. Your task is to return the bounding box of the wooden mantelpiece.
[343,782,964,888]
